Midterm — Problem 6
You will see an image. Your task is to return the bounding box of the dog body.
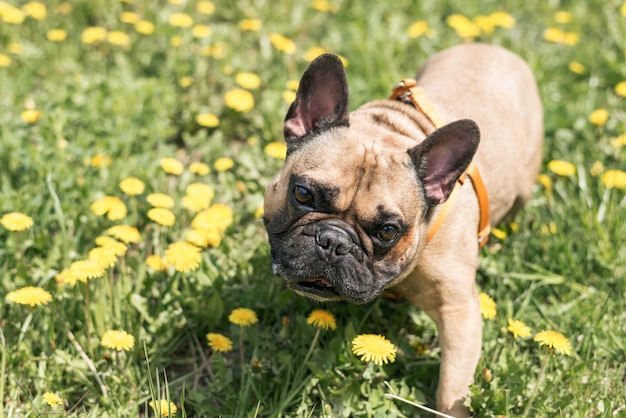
[264,43,543,416]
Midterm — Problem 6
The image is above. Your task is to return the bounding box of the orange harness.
[390,79,491,248]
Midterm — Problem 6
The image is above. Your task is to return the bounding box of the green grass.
[1,0,625,417]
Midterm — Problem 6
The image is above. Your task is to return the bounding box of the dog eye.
[293,186,314,206]
[377,224,399,242]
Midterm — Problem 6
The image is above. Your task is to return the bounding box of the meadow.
[1,0,626,416]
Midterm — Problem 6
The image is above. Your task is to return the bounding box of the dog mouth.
[293,277,340,300]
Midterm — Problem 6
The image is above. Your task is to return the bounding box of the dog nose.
[316,227,353,258]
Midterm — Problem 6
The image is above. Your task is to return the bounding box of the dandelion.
[269,33,296,54]
[1,5,25,23]
[196,1,215,14]
[196,113,220,128]
[479,292,497,320]
[149,399,177,417]
[81,26,108,44]
[95,236,128,256]
[6,286,52,307]
[407,20,429,38]
[186,228,221,248]
[160,157,184,175]
[507,319,532,339]
[214,157,234,172]
[146,193,175,209]
[146,254,168,271]
[55,269,78,286]
[312,0,339,12]
[168,12,193,28]
[307,309,337,330]
[1,212,33,231]
[192,24,212,38]
[491,228,507,240]
[88,247,118,269]
[100,330,135,351]
[46,29,68,42]
[534,330,572,355]
[191,204,233,233]
[616,81,626,97]
[69,259,106,282]
[568,61,585,74]
[106,224,141,243]
[254,206,264,219]
[187,182,214,202]
[165,241,202,272]
[179,76,193,88]
[119,11,140,23]
[90,153,112,168]
[489,11,515,28]
[239,18,262,31]
[543,28,579,45]
[282,91,296,103]
[610,134,626,148]
[304,46,327,62]
[0,54,11,67]
[119,177,145,195]
[589,108,609,126]
[447,14,481,38]
[207,333,233,352]
[147,208,176,227]
[107,31,131,48]
[229,308,258,326]
[135,20,155,35]
[224,88,254,112]
[42,392,63,407]
[90,196,127,220]
[351,334,397,366]
[235,72,261,90]
[547,160,576,177]
[189,162,210,175]
[22,2,47,20]
[600,170,626,189]
[182,194,211,212]
[264,142,287,160]
[21,109,42,124]
[590,160,604,177]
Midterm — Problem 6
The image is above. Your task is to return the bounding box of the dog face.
[263,54,479,304]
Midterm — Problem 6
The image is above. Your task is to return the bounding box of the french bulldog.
[263,43,543,416]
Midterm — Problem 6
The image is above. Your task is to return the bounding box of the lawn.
[1,0,625,417]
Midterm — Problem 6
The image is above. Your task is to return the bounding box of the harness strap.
[390,79,491,247]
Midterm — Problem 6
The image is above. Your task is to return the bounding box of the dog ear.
[283,54,350,145]
[409,119,480,206]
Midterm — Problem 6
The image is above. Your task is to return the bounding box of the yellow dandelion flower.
[81,26,108,44]
[42,392,63,407]
[286,80,299,91]
[160,157,184,175]
[168,12,193,28]
[179,76,193,88]
[1,212,33,231]
[146,193,175,209]
[22,2,47,20]
[547,160,576,177]
[90,153,112,168]
[312,0,339,12]
[182,195,211,212]
[269,33,296,54]
[236,72,261,90]
[407,20,429,38]
[100,329,135,351]
[307,309,337,330]
[254,205,264,219]
[491,228,507,240]
[447,14,481,38]
[119,177,145,195]
[191,203,233,233]
[590,160,604,177]
[622,1,626,17]
[616,81,626,97]
[106,224,141,243]
[282,90,296,103]
[186,228,221,248]
[55,268,78,286]
[0,54,12,67]
[53,3,72,15]
[6,286,52,307]
[135,20,155,35]
[207,333,233,352]
[88,246,118,269]
[46,29,68,42]
[192,24,212,38]
[479,292,497,320]
[21,109,42,124]
[2,5,25,24]
[196,1,215,14]
[534,330,572,355]
[90,196,128,220]
[610,134,626,148]
[214,157,234,172]
[239,18,262,31]
[507,318,532,339]
[553,11,572,24]
[589,108,609,126]
[189,162,210,175]
[107,31,131,48]
[600,170,626,189]
[264,142,287,160]
[537,173,553,191]
[95,236,128,256]
[568,61,585,74]
[69,259,106,282]
[304,46,327,62]
[146,254,168,271]
[119,11,140,24]
[147,208,176,227]
[196,113,220,128]
[351,334,397,366]
[165,241,202,272]
[224,88,254,112]
[543,28,578,45]
[229,308,258,327]
[187,182,215,201]
[473,15,495,35]
[170,36,183,47]
[489,11,515,28]
[149,400,177,417]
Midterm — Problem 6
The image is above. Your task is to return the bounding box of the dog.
[263,43,543,416]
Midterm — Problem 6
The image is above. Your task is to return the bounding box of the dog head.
[263,54,479,304]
